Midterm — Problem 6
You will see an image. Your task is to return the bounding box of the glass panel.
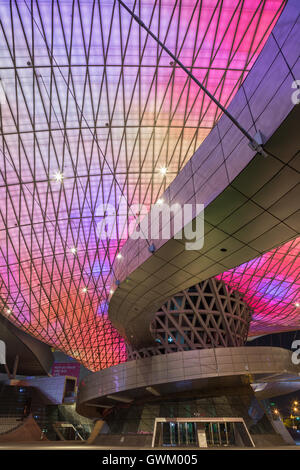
[179,423,187,446]
[186,422,196,445]
[235,422,253,447]
[219,423,228,445]
[170,422,177,446]
[162,422,171,446]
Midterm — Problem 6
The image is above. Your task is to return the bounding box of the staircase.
[0,383,92,441]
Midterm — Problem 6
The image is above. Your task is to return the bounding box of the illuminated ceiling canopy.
[0,0,287,370]
[217,237,300,337]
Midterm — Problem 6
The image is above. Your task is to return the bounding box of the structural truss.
[127,278,252,359]
[0,0,287,370]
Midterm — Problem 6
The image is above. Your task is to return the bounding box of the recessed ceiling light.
[116,253,122,259]
[295,303,300,308]
[82,287,88,294]
[70,247,77,255]
[160,167,167,176]
[157,198,164,205]
[6,309,11,314]
[53,170,64,183]
[110,289,114,295]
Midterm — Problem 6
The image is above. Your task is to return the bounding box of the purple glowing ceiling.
[0,0,288,370]
[217,237,300,336]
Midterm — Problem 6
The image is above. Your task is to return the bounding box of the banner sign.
[0,340,5,365]
[51,362,81,383]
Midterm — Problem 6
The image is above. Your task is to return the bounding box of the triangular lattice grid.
[127,278,252,359]
[0,0,287,370]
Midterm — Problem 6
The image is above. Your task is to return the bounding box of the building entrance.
[162,421,197,446]
[152,417,254,448]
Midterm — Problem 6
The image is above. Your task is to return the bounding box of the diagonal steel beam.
[117,0,269,157]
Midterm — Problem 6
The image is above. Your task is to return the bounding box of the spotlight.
[116,253,122,260]
[110,289,114,295]
[295,303,300,308]
[53,170,64,183]
[70,247,77,255]
[82,287,88,294]
[160,167,167,176]
[157,198,164,205]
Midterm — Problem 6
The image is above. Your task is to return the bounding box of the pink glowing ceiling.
[0,0,286,370]
[217,237,300,337]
